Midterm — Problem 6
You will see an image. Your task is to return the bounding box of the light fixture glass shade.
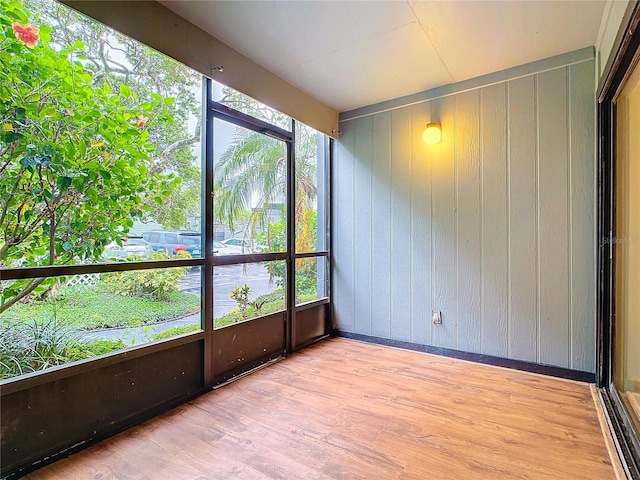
[423,122,442,144]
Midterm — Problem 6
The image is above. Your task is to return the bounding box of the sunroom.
[1,0,639,478]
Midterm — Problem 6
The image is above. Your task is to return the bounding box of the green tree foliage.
[25,0,202,229]
[214,93,320,255]
[0,0,177,312]
[101,252,189,301]
[218,88,290,131]
[256,210,319,298]
[214,130,286,233]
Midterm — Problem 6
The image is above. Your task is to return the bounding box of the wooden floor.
[25,338,615,479]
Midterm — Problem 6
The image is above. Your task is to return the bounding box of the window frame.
[597,3,640,477]
[1,77,332,389]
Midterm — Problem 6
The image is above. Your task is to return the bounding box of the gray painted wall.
[332,57,596,372]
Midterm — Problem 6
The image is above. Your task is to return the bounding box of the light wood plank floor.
[25,338,615,479]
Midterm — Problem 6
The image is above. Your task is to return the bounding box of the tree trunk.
[0,277,47,314]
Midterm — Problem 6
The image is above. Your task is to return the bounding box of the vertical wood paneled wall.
[333,59,596,372]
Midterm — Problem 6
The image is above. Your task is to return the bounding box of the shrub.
[64,338,126,360]
[101,251,190,301]
[214,295,285,328]
[256,210,320,297]
[253,289,285,304]
[0,0,177,314]
[0,319,125,379]
[230,284,251,320]
[295,268,318,297]
[297,293,318,305]
[152,324,200,341]
[252,286,319,306]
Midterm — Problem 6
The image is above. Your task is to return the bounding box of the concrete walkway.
[82,312,201,345]
[83,263,276,345]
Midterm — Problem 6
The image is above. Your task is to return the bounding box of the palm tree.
[214,122,319,254]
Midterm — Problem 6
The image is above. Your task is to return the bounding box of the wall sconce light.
[422,122,442,145]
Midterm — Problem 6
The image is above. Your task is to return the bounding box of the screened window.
[1,0,331,382]
[1,0,203,378]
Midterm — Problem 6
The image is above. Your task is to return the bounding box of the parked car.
[142,230,202,257]
[177,232,202,257]
[213,241,236,256]
[102,236,153,260]
[221,237,253,254]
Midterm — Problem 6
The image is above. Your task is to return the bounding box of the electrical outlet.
[432,311,442,324]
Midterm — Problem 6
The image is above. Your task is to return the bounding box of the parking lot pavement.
[179,264,277,318]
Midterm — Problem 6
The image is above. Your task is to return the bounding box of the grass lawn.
[0,284,321,379]
[0,285,201,330]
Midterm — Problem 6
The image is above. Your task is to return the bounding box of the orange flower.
[12,22,39,48]
[135,115,148,129]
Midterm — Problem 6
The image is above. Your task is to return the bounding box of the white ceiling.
[161,1,606,113]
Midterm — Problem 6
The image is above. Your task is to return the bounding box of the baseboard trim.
[331,330,596,383]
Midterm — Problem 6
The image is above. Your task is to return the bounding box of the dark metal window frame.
[597,3,640,477]
[0,76,332,391]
